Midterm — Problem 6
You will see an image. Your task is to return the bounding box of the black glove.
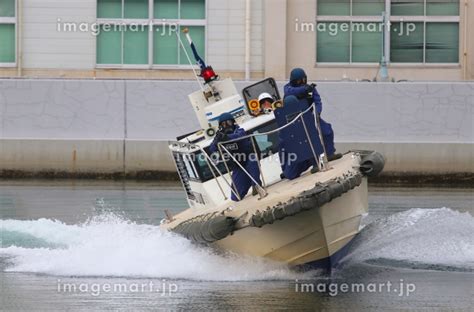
[215,130,227,141]
[303,84,313,101]
[305,83,317,93]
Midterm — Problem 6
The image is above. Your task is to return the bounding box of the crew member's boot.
[252,185,258,196]
[327,153,342,161]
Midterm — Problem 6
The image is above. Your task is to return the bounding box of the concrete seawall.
[1,79,473,182]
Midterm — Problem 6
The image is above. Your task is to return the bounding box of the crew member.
[258,92,274,114]
[280,68,342,179]
[210,113,262,201]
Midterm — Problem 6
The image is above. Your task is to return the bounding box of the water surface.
[1,181,473,311]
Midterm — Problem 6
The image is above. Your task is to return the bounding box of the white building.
[0,0,473,81]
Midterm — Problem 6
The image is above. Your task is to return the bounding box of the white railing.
[207,102,329,201]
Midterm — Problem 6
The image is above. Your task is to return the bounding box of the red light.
[201,66,218,83]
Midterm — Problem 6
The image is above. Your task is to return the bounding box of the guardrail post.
[313,105,329,171]
[219,143,267,200]
[300,113,320,170]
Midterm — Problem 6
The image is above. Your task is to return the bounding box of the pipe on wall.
[16,0,22,76]
[463,0,468,80]
[245,0,251,81]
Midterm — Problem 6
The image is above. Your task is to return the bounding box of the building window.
[390,22,424,63]
[317,22,382,63]
[0,0,16,65]
[391,0,459,16]
[96,0,206,67]
[316,0,460,64]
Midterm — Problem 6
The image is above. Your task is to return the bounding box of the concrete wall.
[336,142,473,175]
[0,79,473,178]
[0,139,177,176]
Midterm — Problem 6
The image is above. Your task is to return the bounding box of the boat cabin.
[169,78,285,208]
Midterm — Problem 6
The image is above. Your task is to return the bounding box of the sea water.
[1,181,473,311]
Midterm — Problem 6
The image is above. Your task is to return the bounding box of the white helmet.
[258,92,273,103]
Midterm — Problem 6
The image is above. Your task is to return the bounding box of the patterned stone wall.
[0,79,472,175]
[2,80,472,142]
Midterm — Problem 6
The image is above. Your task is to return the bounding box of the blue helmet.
[218,112,235,124]
[289,68,307,82]
[283,95,299,106]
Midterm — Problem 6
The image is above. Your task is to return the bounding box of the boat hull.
[212,179,368,270]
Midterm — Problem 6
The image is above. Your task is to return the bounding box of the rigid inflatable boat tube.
[202,215,237,243]
[171,150,385,243]
[172,213,237,244]
[359,151,385,177]
[249,173,364,228]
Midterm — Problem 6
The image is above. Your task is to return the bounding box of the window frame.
[0,0,17,67]
[315,0,461,66]
[192,120,280,183]
[95,0,207,69]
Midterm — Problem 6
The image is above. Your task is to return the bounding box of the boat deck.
[163,152,361,229]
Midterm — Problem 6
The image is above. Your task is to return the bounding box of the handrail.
[250,135,267,188]
[218,143,268,199]
[314,111,329,170]
[216,143,241,201]
[215,102,328,197]
[196,145,241,201]
[179,101,328,201]
[300,114,319,168]
[218,102,317,144]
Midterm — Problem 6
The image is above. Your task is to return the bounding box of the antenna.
[176,28,204,91]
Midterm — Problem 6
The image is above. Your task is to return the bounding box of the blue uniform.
[210,126,262,201]
[280,83,336,180]
[283,83,336,156]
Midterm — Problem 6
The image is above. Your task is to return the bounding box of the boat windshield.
[194,147,229,182]
[193,120,280,182]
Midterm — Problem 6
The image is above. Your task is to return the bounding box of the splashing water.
[343,208,474,271]
[1,208,473,278]
[0,213,309,281]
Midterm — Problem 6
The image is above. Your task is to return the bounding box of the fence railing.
[207,102,328,201]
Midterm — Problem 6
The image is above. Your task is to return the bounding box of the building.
[0,0,473,81]
[0,0,472,180]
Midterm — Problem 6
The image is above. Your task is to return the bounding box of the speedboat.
[160,29,385,271]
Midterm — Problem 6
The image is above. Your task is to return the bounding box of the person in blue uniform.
[210,112,262,201]
[281,68,342,179]
[277,96,313,180]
